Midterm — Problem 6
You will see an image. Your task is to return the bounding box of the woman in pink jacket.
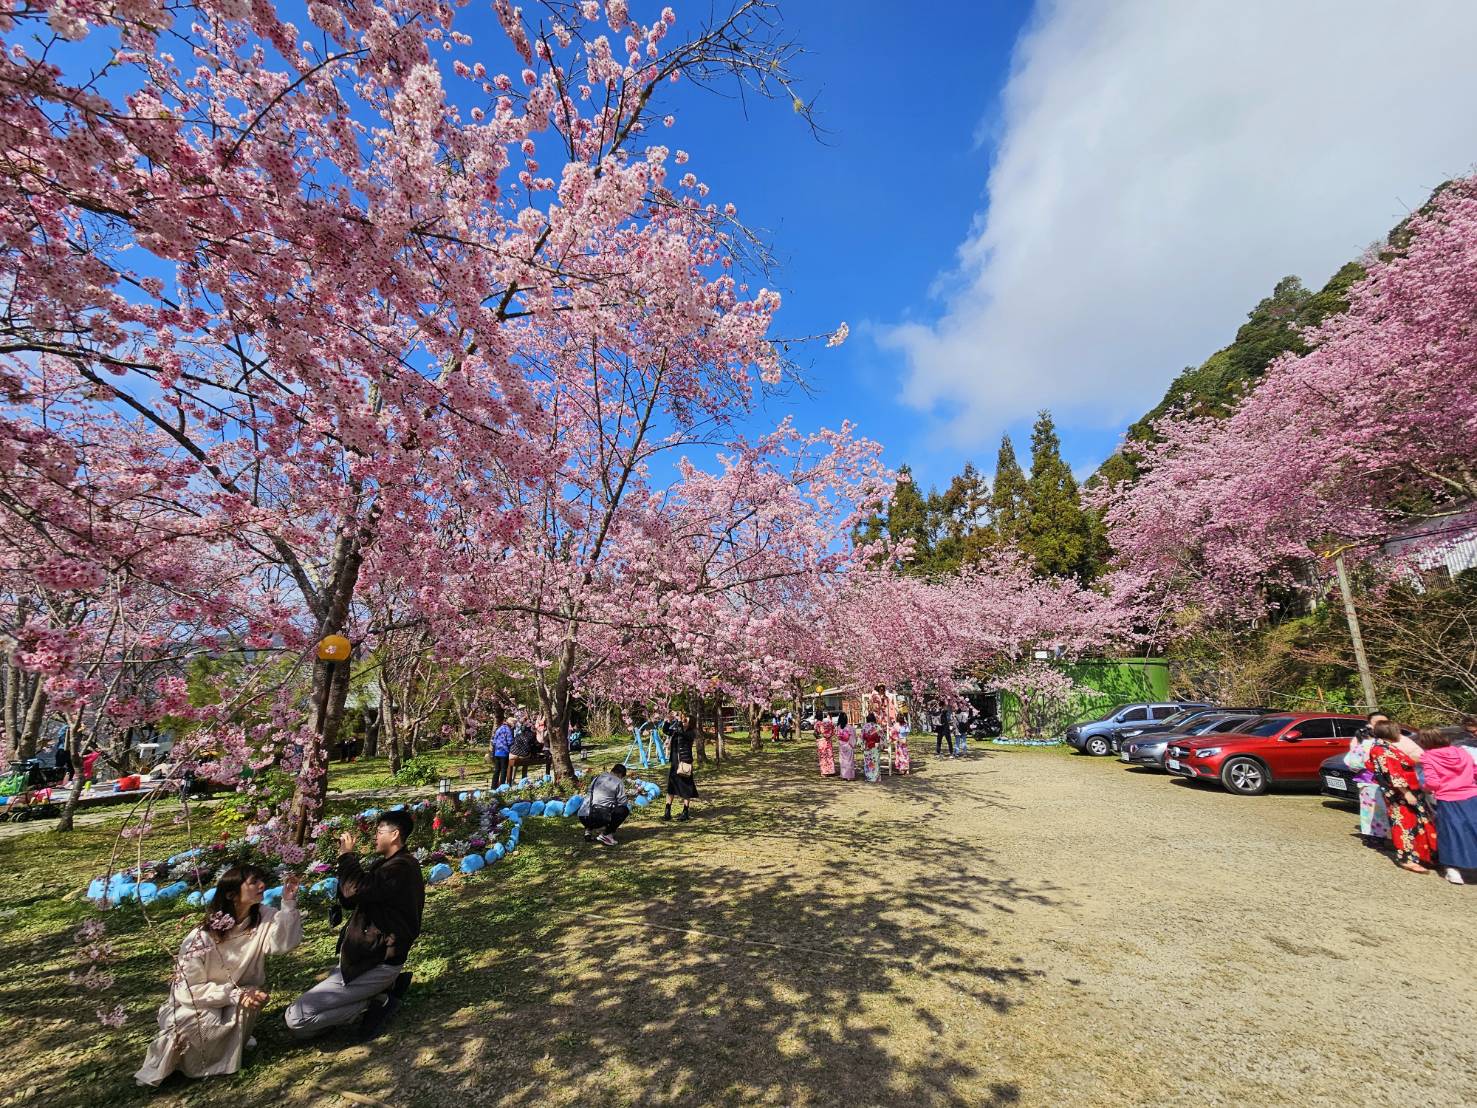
[1414,728,1477,885]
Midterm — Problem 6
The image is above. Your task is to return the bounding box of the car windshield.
[1160,709,1204,727]
[1236,716,1292,737]
[1101,703,1134,720]
[1186,716,1230,734]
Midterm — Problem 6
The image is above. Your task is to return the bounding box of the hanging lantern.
[815,684,825,694]
[317,634,352,661]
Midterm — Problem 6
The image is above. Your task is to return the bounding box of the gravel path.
[370,745,1476,1107]
[882,747,1477,1105]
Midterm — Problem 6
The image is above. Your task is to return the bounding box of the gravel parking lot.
[908,747,1477,1106]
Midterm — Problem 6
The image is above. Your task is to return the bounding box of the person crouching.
[284,809,424,1041]
[579,763,631,846]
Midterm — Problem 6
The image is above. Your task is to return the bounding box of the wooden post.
[1333,552,1378,710]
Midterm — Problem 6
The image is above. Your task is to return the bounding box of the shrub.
[393,755,439,786]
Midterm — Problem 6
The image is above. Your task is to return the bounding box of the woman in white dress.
[135,864,302,1086]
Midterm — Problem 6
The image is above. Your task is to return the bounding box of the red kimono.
[1367,741,1437,866]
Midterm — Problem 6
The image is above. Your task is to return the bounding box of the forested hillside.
[1093,185,1454,489]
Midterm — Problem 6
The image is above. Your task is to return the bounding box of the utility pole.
[1333,552,1378,710]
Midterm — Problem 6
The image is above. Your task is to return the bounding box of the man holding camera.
[284,808,425,1041]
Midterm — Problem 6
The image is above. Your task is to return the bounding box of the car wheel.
[1221,756,1269,796]
[1085,736,1110,757]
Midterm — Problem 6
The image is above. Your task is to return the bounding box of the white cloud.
[881,0,1477,450]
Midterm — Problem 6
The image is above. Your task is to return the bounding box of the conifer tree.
[991,435,1029,549]
[933,462,993,571]
[1022,411,1098,580]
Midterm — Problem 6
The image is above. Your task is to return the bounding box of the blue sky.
[630,0,1477,495]
[662,0,1040,493]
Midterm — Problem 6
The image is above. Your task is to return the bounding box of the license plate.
[1323,775,1347,791]
[1120,752,1131,762]
[1166,758,1181,771]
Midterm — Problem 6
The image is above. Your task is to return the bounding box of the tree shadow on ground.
[6,745,1060,1108]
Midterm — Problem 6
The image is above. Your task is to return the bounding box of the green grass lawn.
[0,737,785,1106]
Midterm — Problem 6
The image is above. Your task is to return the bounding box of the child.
[860,713,882,783]
[836,713,856,781]
[893,713,911,775]
[1414,728,1477,885]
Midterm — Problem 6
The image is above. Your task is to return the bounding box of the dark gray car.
[1120,713,1268,769]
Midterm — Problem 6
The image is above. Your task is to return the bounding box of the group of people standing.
[1344,711,1477,884]
[815,707,913,782]
[489,710,553,787]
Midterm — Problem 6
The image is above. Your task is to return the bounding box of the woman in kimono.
[1344,727,1390,845]
[893,712,911,775]
[136,865,302,1086]
[836,712,856,781]
[860,713,883,783]
[1367,721,1437,873]
[815,715,836,776]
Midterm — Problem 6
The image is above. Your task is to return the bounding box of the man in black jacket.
[285,809,425,1041]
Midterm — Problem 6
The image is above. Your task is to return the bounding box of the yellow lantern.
[815,684,825,694]
[317,634,352,661]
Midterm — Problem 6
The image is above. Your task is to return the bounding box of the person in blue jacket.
[490,715,514,788]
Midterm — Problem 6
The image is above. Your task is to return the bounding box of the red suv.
[1164,713,1365,796]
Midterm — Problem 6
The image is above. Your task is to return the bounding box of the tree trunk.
[290,523,366,844]
[55,717,90,833]
[694,713,709,766]
[18,681,47,761]
[708,697,720,768]
[363,706,380,759]
[3,663,18,759]
[542,638,579,784]
[748,704,762,752]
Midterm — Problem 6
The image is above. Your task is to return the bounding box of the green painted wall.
[998,657,1170,736]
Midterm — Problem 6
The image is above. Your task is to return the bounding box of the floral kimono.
[135,905,303,1086]
[1344,738,1390,840]
[1367,740,1437,867]
[892,724,911,774]
[860,722,882,782]
[816,719,836,776]
[837,726,857,780]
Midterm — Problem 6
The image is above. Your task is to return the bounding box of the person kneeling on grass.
[135,866,302,1086]
[284,809,425,1041]
[579,762,630,846]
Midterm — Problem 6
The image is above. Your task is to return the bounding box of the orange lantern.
[317,634,352,661]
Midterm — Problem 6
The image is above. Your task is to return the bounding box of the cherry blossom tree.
[0,0,827,827]
[1098,175,1477,624]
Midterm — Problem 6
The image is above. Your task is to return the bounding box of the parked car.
[1107,706,1270,754]
[1120,712,1268,769]
[1165,713,1367,795]
[1318,752,1360,805]
[1065,702,1213,756]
